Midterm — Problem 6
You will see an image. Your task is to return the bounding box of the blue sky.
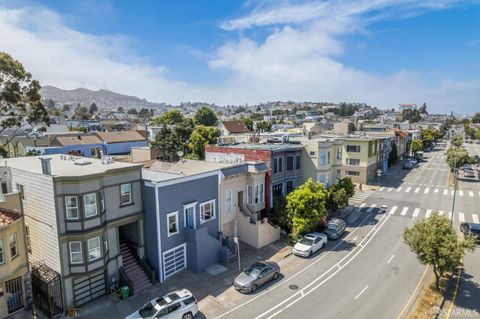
[0,0,479,114]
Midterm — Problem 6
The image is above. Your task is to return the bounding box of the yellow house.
[341,136,381,184]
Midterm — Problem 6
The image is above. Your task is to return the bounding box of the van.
[324,218,346,240]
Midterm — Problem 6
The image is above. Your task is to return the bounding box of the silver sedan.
[233,261,280,293]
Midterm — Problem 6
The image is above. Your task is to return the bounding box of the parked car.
[125,289,198,319]
[465,169,476,178]
[324,218,347,240]
[409,158,418,166]
[233,261,280,293]
[293,232,328,257]
[463,164,472,171]
[476,164,480,172]
[460,223,480,244]
[403,161,413,170]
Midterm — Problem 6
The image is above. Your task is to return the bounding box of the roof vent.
[74,159,91,166]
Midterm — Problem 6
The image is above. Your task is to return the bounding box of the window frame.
[83,193,98,218]
[337,148,342,160]
[65,196,79,220]
[260,184,264,203]
[346,158,360,166]
[278,157,283,172]
[0,239,4,264]
[296,155,301,169]
[120,183,133,206]
[346,170,360,176]
[255,185,259,204]
[226,189,233,212]
[199,199,216,224]
[286,155,294,171]
[87,237,101,262]
[319,151,327,165]
[9,233,18,260]
[167,211,179,237]
[346,145,360,153]
[309,151,316,157]
[99,189,105,212]
[69,241,83,264]
[247,185,253,205]
[183,202,197,229]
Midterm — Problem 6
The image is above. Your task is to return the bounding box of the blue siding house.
[142,160,233,282]
[96,131,148,155]
[41,134,105,157]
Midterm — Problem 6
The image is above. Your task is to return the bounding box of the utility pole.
[450,156,457,227]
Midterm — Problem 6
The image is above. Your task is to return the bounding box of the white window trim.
[65,196,79,220]
[199,199,216,224]
[247,185,253,205]
[69,241,83,264]
[88,237,101,262]
[9,233,18,259]
[99,189,105,212]
[166,211,179,237]
[260,184,264,203]
[183,202,197,229]
[84,193,98,218]
[0,239,4,264]
[226,189,233,212]
[120,183,132,205]
[162,243,187,280]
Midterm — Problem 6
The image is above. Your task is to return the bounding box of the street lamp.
[450,156,458,227]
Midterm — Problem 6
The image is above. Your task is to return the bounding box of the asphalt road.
[210,144,460,319]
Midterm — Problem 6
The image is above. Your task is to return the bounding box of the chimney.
[40,157,52,175]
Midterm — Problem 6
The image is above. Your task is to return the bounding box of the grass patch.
[408,275,450,319]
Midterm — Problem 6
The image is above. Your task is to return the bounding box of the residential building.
[0,188,30,318]
[218,120,250,136]
[1,155,148,312]
[205,143,303,210]
[398,104,417,111]
[41,134,105,158]
[332,121,355,134]
[3,135,55,157]
[66,120,104,132]
[96,131,148,155]
[340,136,381,184]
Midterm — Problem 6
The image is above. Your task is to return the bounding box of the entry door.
[5,277,24,313]
[185,207,194,229]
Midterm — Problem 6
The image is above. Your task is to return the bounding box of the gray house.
[142,160,234,282]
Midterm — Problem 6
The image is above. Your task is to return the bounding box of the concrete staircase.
[120,243,152,294]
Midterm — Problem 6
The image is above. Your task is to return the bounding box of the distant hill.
[40,85,167,110]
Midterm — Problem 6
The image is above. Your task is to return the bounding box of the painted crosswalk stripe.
[413,208,420,217]
[459,190,464,197]
[424,188,429,194]
[366,204,377,213]
[458,212,465,222]
[405,187,411,193]
[451,190,454,196]
[387,188,393,192]
[379,187,385,191]
[400,207,409,216]
[434,189,439,193]
[359,203,366,208]
[473,214,479,224]
[469,191,474,197]
[443,189,448,195]
[389,206,398,215]
[448,211,453,219]
[439,210,445,216]
[425,209,432,218]
[396,187,402,192]
[414,187,420,193]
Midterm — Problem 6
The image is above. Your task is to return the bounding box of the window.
[0,239,4,264]
[260,184,264,203]
[286,156,294,171]
[103,233,109,254]
[309,151,316,157]
[99,189,105,212]
[247,185,253,205]
[286,181,294,193]
[255,185,259,204]
[346,171,360,176]
[16,184,24,200]
[336,169,341,180]
[346,158,360,166]
[69,242,83,264]
[88,237,101,261]
[84,193,98,217]
[296,155,301,169]
[226,190,232,212]
[319,175,326,183]
[167,211,179,237]
[184,203,196,229]
[200,200,215,223]
[9,233,18,259]
[337,148,342,160]
[278,157,283,172]
[65,196,79,219]
[319,152,327,165]
[120,183,132,205]
[346,145,360,152]
[25,225,31,253]
[327,151,331,164]
[273,158,278,173]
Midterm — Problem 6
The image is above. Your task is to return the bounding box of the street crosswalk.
[349,190,373,206]
[377,186,480,198]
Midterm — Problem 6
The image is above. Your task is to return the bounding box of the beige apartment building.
[341,136,381,184]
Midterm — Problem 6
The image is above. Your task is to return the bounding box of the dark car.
[403,161,413,170]
[460,223,480,244]
[324,218,346,240]
[233,261,280,293]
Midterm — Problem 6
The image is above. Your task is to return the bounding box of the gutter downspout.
[154,183,163,283]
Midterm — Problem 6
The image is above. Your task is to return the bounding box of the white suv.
[293,232,328,257]
[125,289,198,319]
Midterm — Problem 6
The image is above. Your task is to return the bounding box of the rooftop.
[0,207,22,227]
[96,130,146,143]
[216,143,303,151]
[221,120,250,134]
[3,154,142,177]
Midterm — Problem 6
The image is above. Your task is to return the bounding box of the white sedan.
[293,232,328,257]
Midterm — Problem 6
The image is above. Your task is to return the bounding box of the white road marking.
[414,187,420,193]
[469,191,474,197]
[354,285,369,300]
[379,187,385,191]
[387,254,395,264]
[366,204,377,213]
[389,206,398,215]
[387,188,393,192]
[400,207,409,216]
[459,190,464,197]
[424,188,430,194]
[458,212,465,222]
[439,210,445,216]
[413,208,420,217]
[405,187,412,193]
[434,189,439,193]
[396,187,403,192]
[473,214,479,224]
[425,209,432,218]
[359,203,366,208]
[448,211,453,220]
[443,189,448,195]
[451,190,454,196]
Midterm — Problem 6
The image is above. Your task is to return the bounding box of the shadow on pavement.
[448,270,480,315]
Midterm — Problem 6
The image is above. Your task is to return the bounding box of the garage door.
[162,243,186,280]
[73,271,106,306]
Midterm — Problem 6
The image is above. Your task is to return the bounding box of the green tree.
[127,108,138,115]
[475,128,480,140]
[152,109,185,125]
[419,103,428,115]
[337,177,355,198]
[472,112,480,124]
[326,187,348,213]
[243,117,254,132]
[89,102,98,114]
[46,99,56,110]
[187,125,220,159]
[410,139,423,154]
[0,52,49,143]
[74,105,90,120]
[194,107,218,126]
[62,104,70,112]
[404,213,476,289]
[153,125,180,160]
[286,179,328,240]
[402,109,422,123]
[452,135,463,147]
[138,108,150,117]
[256,121,273,132]
[446,147,474,171]
[117,106,124,113]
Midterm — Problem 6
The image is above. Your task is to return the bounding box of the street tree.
[256,121,273,132]
[62,104,70,112]
[404,213,476,289]
[0,52,49,146]
[452,135,463,147]
[446,147,474,171]
[89,103,98,114]
[194,107,218,126]
[243,117,254,132]
[326,187,348,213]
[187,125,220,159]
[410,139,423,154]
[286,179,328,239]
[152,109,185,125]
[419,103,428,115]
[337,177,355,198]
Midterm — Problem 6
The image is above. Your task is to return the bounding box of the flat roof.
[217,143,303,151]
[3,154,142,177]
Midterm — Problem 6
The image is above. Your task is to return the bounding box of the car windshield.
[324,228,336,234]
[244,263,264,277]
[299,238,314,246]
[139,302,158,319]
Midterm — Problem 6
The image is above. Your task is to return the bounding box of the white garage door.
[162,243,186,280]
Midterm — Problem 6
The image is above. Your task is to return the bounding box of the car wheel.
[308,250,313,257]
[273,272,279,280]
[182,312,193,319]
[251,284,258,293]
[321,242,325,248]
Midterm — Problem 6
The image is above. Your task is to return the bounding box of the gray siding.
[143,185,159,276]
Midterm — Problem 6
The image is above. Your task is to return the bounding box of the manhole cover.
[289,284,299,290]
